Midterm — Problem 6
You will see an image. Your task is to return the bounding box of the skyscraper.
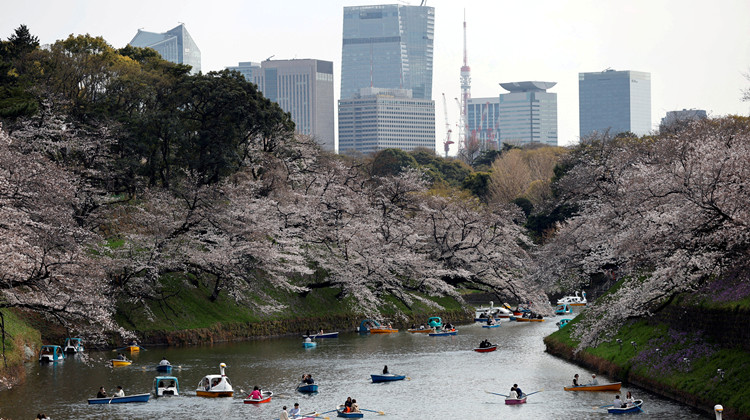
[338,88,435,155]
[579,69,651,139]
[497,82,558,146]
[129,24,201,74]
[339,4,436,155]
[340,5,434,100]
[227,59,335,152]
[467,98,501,151]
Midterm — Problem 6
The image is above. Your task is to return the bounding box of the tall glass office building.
[227,59,335,152]
[467,98,501,151]
[579,69,651,139]
[129,24,201,74]
[497,82,558,146]
[340,4,434,100]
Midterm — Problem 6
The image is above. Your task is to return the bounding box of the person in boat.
[486,317,494,325]
[508,386,518,399]
[280,405,290,420]
[319,329,324,335]
[304,374,314,384]
[444,322,454,330]
[613,394,625,408]
[96,387,107,398]
[304,336,312,343]
[159,357,171,366]
[624,391,635,406]
[351,399,361,413]
[249,385,262,400]
[573,373,579,386]
[514,384,524,397]
[589,374,599,385]
[344,396,353,412]
[289,402,301,417]
[382,365,389,374]
[116,353,126,361]
[36,414,48,419]
[114,385,125,397]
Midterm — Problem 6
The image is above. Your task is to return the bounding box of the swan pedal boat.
[297,383,319,393]
[243,390,273,404]
[564,382,621,391]
[371,373,406,383]
[505,396,527,405]
[607,399,644,414]
[473,344,498,353]
[196,363,234,397]
[88,393,150,404]
[336,404,364,418]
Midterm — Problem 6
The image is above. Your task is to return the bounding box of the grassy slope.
[546,311,750,416]
[0,309,41,369]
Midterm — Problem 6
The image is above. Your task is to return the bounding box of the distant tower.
[458,11,471,154]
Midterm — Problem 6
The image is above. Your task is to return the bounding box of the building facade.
[227,59,335,152]
[467,98,501,151]
[129,24,201,74]
[338,88,435,155]
[340,4,434,100]
[660,109,707,132]
[497,82,558,146]
[579,69,651,139]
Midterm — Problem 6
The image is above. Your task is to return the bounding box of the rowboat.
[118,344,143,353]
[407,327,433,334]
[505,396,527,405]
[429,329,457,337]
[243,390,273,404]
[482,324,500,328]
[369,327,398,334]
[39,345,64,363]
[473,344,498,353]
[371,373,406,383]
[88,393,150,404]
[303,341,317,348]
[291,413,320,420]
[608,399,643,414]
[111,358,132,367]
[564,382,621,392]
[63,338,84,354]
[303,331,339,339]
[336,404,364,418]
[154,376,179,397]
[196,363,234,397]
[297,383,319,393]
[516,317,544,322]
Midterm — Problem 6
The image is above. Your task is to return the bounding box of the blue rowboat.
[336,404,364,418]
[303,341,317,348]
[88,393,151,404]
[482,324,500,328]
[297,383,319,393]
[371,374,406,383]
[428,330,457,336]
[607,400,643,414]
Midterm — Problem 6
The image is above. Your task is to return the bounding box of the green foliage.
[471,149,502,171]
[371,148,417,177]
[462,172,491,201]
[512,197,533,217]
[525,203,577,242]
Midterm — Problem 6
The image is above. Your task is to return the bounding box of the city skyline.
[2,0,748,153]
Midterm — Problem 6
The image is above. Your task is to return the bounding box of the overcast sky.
[3,0,749,153]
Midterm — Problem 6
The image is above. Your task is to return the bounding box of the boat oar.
[484,390,509,397]
[525,389,543,397]
[318,409,338,415]
[360,408,385,415]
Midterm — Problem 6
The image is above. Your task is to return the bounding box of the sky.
[2,0,749,154]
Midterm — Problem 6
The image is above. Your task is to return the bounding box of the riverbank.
[545,306,750,419]
[0,309,41,391]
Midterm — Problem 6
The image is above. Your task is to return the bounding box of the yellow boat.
[125,345,141,352]
[516,317,545,322]
[564,382,621,392]
[370,328,398,334]
[111,359,132,367]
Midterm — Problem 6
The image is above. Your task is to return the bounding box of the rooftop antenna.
[265,55,275,61]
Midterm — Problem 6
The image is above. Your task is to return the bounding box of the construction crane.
[442,93,454,158]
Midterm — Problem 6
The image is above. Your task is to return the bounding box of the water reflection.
[0,320,709,419]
